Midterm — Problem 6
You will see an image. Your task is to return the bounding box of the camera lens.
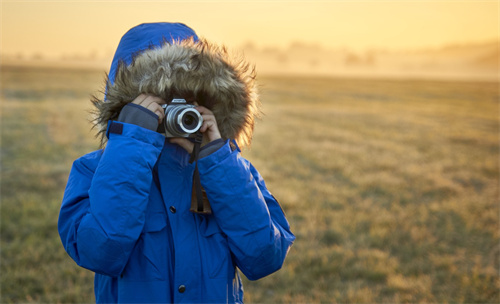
[163,103,203,137]
[182,114,196,129]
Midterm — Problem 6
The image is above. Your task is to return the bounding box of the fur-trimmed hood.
[92,23,261,148]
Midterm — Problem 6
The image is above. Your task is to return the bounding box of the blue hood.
[108,22,198,85]
[93,22,260,149]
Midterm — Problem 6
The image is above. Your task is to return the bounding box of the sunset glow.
[2,1,498,55]
[1,0,498,80]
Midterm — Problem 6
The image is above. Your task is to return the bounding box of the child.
[58,22,295,303]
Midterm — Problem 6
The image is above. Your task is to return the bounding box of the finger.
[193,106,221,141]
[201,119,214,133]
[133,95,165,107]
[196,107,218,126]
[201,111,218,126]
[195,106,213,115]
[131,95,157,118]
[132,94,148,105]
[199,113,217,131]
[201,120,222,142]
[145,102,165,121]
[154,108,164,122]
[141,95,165,109]
[204,121,220,137]
[143,95,165,105]
[169,138,194,154]
[132,95,166,121]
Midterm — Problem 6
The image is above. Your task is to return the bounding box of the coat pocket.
[123,213,168,281]
[199,215,232,279]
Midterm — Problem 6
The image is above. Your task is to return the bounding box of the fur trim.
[91,38,261,148]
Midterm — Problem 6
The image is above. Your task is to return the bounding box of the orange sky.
[1,0,499,58]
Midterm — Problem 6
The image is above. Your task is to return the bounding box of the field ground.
[1,66,499,303]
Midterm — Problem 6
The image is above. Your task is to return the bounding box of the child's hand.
[170,106,221,153]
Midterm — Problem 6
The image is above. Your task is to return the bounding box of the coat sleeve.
[197,140,295,280]
[58,122,164,277]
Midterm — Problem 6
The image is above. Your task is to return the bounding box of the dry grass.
[1,66,498,303]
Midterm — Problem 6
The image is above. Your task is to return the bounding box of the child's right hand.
[131,94,167,124]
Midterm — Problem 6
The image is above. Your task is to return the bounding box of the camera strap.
[189,132,212,214]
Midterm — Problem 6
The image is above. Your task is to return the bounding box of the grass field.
[1,65,499,303]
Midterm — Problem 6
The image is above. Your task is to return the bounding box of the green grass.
[1,66,102,302]
[1,66,499,303]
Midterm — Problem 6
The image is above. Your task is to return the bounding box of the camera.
[158,99,203,137]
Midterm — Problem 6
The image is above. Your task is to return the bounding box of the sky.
[1,0,499,59]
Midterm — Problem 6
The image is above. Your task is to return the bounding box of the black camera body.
[158,99,203,138]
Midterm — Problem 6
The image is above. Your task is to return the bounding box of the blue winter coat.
[58,23,295,303]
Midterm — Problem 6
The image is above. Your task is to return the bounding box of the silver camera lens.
[162,100,203,137]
